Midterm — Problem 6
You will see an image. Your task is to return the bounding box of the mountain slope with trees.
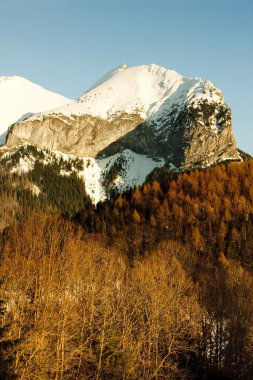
[76,156,253,268]
[0,153,253,378]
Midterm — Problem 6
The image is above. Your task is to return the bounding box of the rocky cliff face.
[6,113,143,157]
[97,100,238,168]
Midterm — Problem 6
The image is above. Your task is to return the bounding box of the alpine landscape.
[0,1,253,379]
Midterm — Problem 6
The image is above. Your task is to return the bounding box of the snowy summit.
[31,63,224,122]
[0,76,71,145]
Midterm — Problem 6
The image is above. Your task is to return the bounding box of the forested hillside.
[76,157,253,267]
[0,156,253,378]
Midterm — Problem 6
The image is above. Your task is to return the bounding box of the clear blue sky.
[1,0,252,153]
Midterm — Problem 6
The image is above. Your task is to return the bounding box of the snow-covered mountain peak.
[84,63,129,93]
[29,64,224,125]
[82,63,184,104]
[36,64,185,121]
[0,76,72,145]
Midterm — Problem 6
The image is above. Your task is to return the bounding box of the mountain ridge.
[1,64,241,203]
[17,64,223,122]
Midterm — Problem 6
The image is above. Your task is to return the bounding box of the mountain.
[0,76,71,145]
[1,69,252,380]
[2,64,240,203]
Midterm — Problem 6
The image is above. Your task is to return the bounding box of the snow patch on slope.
[3,146,164,204]
[83,150,165,204]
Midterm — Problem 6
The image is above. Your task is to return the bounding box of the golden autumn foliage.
[86,158,253,267]
[132,209,141,223]
[1,158,253,378]
[0,214,204,379]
